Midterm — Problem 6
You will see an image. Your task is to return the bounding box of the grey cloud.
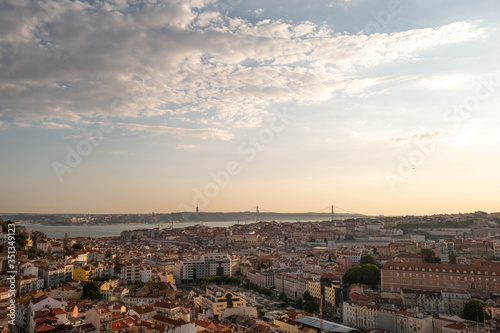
[0,0,485,139]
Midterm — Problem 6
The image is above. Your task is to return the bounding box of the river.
[20,220,301,238]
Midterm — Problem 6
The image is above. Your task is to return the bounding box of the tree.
[72,243,84,250]
[360,254,377,266]
[257,309,266,318]
[448,252,458,264]
[114,258,123,275]
[15,233,28,250]
[304,301,319,313]
[462,299,486,322]
[345,235,355,240]
[105,249,113,259]
[82,282,102,300]
[421,248,441,263]
[303,291,314,302]
[295,298,303,310]
[342,264,381,286]
[278,293,288,303]
[63,232,70,254]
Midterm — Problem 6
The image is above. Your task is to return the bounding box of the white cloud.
[175,144,199,149]
[41,122,72,130]
[0,0,486,141]
[109,122,233,140]
[0,120,8,130]
[381,127,450,146]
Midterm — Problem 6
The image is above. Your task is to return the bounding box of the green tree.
[304,301,319,313]
[345,235,355,240]
[82,282,102,300]
[342,264,381,286]
[72,243,84,250]
[448,252,458,264]
[114,258,123,275]
[303,291,314,302]
[105,249,113,259]
[295,298,303,310]
[421,248,441,263]
[360,254,377,266]
[278,293,288,303]
[15,233,28,250]
[257,309,266,318]
[462,299,486,322]
[0,218,8,232]
[63,232,70,254]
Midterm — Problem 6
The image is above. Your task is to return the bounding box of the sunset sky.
[1,0,499,216]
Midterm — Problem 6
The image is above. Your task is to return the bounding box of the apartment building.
[381,259,500,297]
[43,264,73,287]
[173,253,231,284]
[343,301,432,333]
[401,289,470,316]
[85,306,112,333]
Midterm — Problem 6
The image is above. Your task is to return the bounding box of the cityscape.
[3,211,500,333]
[1,1,500,333]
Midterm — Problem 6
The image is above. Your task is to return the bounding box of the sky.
[1,0,500,216]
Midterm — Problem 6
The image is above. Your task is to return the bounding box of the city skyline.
[1,1,500,216]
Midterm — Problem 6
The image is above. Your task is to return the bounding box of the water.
[20,220,298,238]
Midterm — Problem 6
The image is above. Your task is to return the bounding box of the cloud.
[0,0,486,141]
[0,120,8,130]
[110,122,233,140]
[175,144,199,149]
[41,122,72,130]
[381,127,450,146]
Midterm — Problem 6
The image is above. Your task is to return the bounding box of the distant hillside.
[1,211,367,225]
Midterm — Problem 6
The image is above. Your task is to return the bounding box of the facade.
[195,285,247,320]
[140,267,152,283]
[73,266,95,282]
[43,264,73,287]
[118,262,141,284]
[381,259,500,296]
[401,289,470,316]
[16,275,43,296]
[343,301,432,333]
[173,253,231,284]
[85,306,112,333]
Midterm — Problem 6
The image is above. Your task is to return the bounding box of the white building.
[140,267,152,283]
[173,253,231,284]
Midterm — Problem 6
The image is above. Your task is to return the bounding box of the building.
[173,253,231,284]
[343,301,432,333]
[381,259,500,297]
[195,285,247,320]
[85,306,112,333]
[43,264,74,287]
[401,289,470,316]
[73,265,95,282]
[118,262,143,284]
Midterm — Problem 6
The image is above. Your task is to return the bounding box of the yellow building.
[324,284,339,306]
[72,266,95,281]
[196,285,247,319]
[307,281,322,300]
